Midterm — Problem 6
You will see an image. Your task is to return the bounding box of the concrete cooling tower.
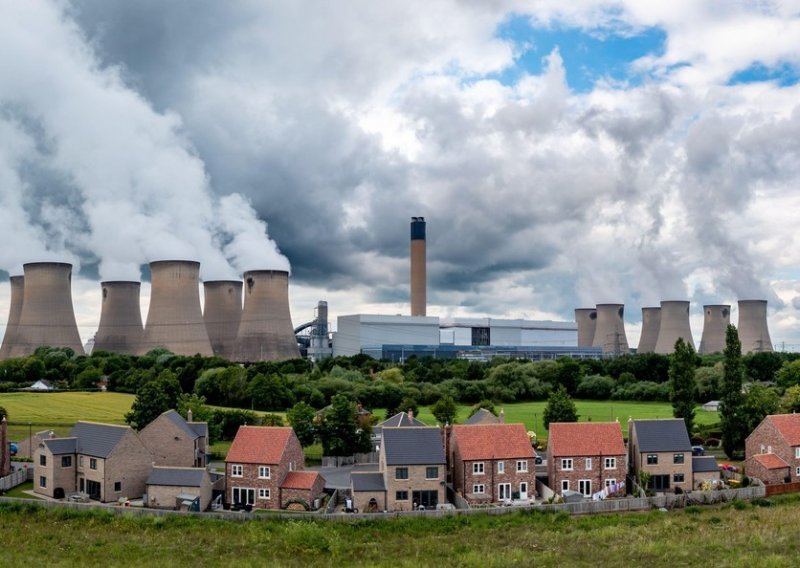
[203,280,242,360]
[8,262,84,357]
[93,281,144,355]
[235,270,300,362]
[637,307,661,354]
[654,301,694,354]
[0,276,24,359]
[574,308,597,347]
[699,305,730,354]
[592,304,629,354]
[737,300,773,353]
[141,261,213,356]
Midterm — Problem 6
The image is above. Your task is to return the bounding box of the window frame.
[646,454,658,465]
[425,466,438,480]
[39,476,47,488]
[258,466,271,479]
[516,460,528,473]
[114,481,122,492]
[673,473,685,483]
[395,467,409,480]
[604,457,617,470]
[395,490,409,501]
[673,453,685,465]
[473,462,485,475]
[585,457,592,470]
[497,461,504,474]
[40,454,47,467]
[578,479,592,497]
[61,455,72,468]
[89,458,98,470]
[259,488,271,500]
[473,484,485,495]
[795,447,800,459]
[561,479,569,492]
[561,458,573,471]
[231,464,244,478]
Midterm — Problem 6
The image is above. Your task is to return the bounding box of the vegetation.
[430,394,458,425]
[669,338,697,433]
[543,386,578,430]
[721,325,747,458]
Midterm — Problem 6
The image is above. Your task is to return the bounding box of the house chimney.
[187,409,193,422]
[499,409,505,423]
[408,409,414,421]
[410,217,427,317]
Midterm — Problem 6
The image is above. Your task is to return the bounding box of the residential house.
[13,429,53,459]
[464,408,503,426]
[34,421,153,502]
[280,471,326,510]
[27,379,54,391]
[225,426,324,510]
[451,423,536,504]
[380,427,446,511]
[371,411,426,455]
[745,414,800,485]
[691,456,722,489]
[547,422,626,498]
[146,466,214,511]
[628,419,693,493]
[139,409,208,467]
[350,471,387,512]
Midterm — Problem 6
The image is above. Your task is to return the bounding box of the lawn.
[1,481,43,500]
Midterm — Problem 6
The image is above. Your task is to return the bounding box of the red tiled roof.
[752,452,789,470]
[281,471,321,490]
[548,422,625,457]
[225,426,293,464]
[767,414,800,447]
[452,424,534,460]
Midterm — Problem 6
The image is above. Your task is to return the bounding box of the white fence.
[0,469,26,492]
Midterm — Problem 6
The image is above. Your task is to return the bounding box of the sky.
[1,0,800,349]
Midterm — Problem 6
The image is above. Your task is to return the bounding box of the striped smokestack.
[141,260,213,356]
[699,304,730,354]
[410,217,426,317]
[592,304,629,354]
[637,307,661,354]
[574,308,597,347]
[93,281,144,355]
[0,275,24,359]
[203,280,242,360]
[654,300,694,354]
[9,262,84,357]
[737,300,773,353]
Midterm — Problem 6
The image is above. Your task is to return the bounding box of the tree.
[177,393,219,442]
[780,385,800,414]
[468,399,497,418]
[0,406,7,420]
[318,394,372,456]
[555,357,583,395]
[387,396,418,419]
[721,325,747,458]
[669,338,697,434]
[287,401,317,447]
[776,360,800,390]
[741,385,779,433]
[125,378,177,430]
[543,386,578,430]
[431,395,458,426]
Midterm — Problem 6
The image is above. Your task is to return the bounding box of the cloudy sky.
[1,0,800,349]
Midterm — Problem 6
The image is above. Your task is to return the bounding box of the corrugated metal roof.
[43,437,77,455]
[147,467,206,487]
[69,422,130,458]
[631,419,692,453]
[382,427,445,465]
[351,472,386,492]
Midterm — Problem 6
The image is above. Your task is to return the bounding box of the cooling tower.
[637,307,661,354]
[0,276,24,359]
[592,304,629,354]
[411,217,426,317]
[234,270,300,362]
[8,262,84,357]
[93,281,144,355]
[141,261,213,356]
[654,300,694,354]
[574,308,597,347]
[737,300,773,353]
[698,304,730,354]
[203,280,242,359]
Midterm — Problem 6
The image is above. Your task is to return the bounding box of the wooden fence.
[765,481,800,497]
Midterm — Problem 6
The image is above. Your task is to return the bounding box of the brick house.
[34,421,153,502]
[745,414,800,485]
[691,456,721,489]
[139,409,208,467]
[225,426,324,510]
[380,427,446,511]
[547,422,626,498]
[146,466,215,511]
[451,423,536,504]
[280,471,326,510]
[628,419,693,493]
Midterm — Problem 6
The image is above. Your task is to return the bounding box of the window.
[426,467,438,480]
[232,487,255,506]
[396,491,409,501]
[604,457,616,470]
[561,458,573,471]
[561,480,570,492]
[395,467,409,480]
[471,327,490,346]
[79,456,84,467]
[114,482,121,492]
[585,458,592,470]
[673,473,685,483]
[796,467,800,476]
[646,454,658,465]
[498,483,512,500]
[231,464,243,477]
[40,455,47,467]
[761,444,766,454]
[89,458,98,470]
[473,484,485,494]
[768,445,773,453]
[258,466,271,479]
[61,456,72,468]
[795,447,800,459]
[605,479,617,488]
[579,479,592,497]
[473,462,485,475]
[517,460,528,473]
[497,462,504,474]
[259,488,271,500]
[39,476,46,488]
[673,453,684,464]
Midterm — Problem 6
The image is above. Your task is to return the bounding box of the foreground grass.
[1,495,800,566]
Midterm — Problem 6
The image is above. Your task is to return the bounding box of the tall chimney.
[737,300,773,353]
[93,281,144,355]
[592,304,629,354]
[654,300,694,354]
[574,308,597,347]
[699,305,730,354]
[203,280,242,360]
[410,217,426,317]
[637,307,661,354]
[0,275,24,359]
[8,262,84,357]
[141,260,213,356]
[234,270,300,362]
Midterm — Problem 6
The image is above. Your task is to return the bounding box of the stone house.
[547,422,626,498]
[139,409,208,467]
[146,466,214,511]
[350,471,387,512]
[628,419,693,493]
[745,414,800,485]
[380,427,446,511]
[34,421,153,502]
[371,411,426,455]
[464,408,503,426]
[691,456,721,489]
[12,429,52,459]
[451,423,536,504]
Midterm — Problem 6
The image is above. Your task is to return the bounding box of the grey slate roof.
[382,427,445,465]
[69,422,130,458]
[373,412,427,437]
[162,410,200,440]
[465,409,501,425]
[188,422,208,439]
[692,456,720,473]
[351,472,386,492]
[632,419,692,453]
[43,437,77,455]
[147,467,207,487]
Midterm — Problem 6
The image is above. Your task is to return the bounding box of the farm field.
[1,495,799,566]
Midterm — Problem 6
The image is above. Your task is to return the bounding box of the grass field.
[1,494,799,566]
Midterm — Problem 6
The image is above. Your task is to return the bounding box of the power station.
[698,305,730,354]
[592,304,629,354]
[93,281,144,355]
[203,280,243,360]
[637,307,661,354]
[0,275,24,359]
[574,308,597,347]
[738,300,773,353]
[654,300,694,354]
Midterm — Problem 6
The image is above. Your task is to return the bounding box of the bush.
[576,375,615,399]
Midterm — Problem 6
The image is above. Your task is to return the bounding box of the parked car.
[692,445,705,456]
[534,455,543,465]
[8,442,17,456]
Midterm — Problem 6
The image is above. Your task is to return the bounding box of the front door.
[86,480,101,501]
[498,483,512,500]
[579,479,592,497]
[79,478,85,493]
[519,482,528,500]
[651,475,670,491]
[232,487,256,506]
